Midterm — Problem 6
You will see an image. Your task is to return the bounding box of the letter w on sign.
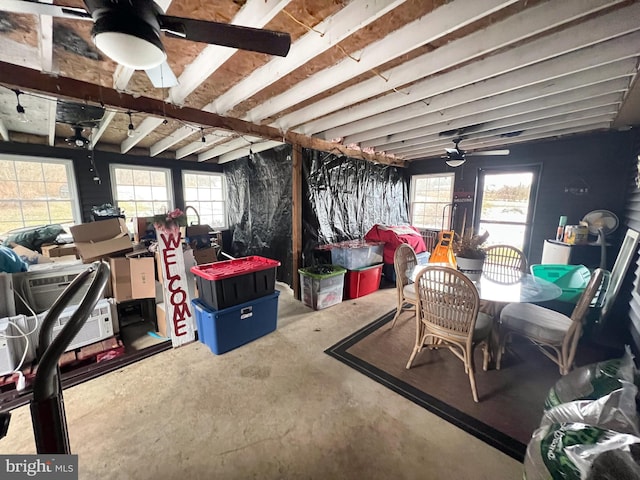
[156,225,196,347]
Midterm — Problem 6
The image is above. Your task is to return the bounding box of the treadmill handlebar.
[33,261,110,402]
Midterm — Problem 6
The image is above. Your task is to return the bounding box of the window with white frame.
[410,173,455,230]
[0,154,81,235]
[182,171,227,229]
[110,164,173,231]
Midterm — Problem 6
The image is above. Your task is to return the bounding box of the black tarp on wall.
[302,149,409,265]
[223,145,293,285]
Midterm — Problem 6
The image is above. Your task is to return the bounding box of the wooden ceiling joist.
[285,1,640,136]
[0,62,403,166]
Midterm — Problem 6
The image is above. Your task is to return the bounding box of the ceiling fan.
[443,139,510,167]
[2,0,291,87]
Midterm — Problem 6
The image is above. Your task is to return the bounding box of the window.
[182,171,227,229]
[110,164,173,232]
[410,173,455,230]
[475,168,539,255]
[0,154,80,235]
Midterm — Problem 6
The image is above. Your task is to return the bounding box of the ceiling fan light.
[445,158,466,167]
[94,31,166,69]
[92,12,166,70]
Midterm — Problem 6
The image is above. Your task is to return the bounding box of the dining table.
[409,264,563,304]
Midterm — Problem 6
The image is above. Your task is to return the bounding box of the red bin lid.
[191,255,280,281]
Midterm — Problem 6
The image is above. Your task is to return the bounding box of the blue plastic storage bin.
[191,291,280,354]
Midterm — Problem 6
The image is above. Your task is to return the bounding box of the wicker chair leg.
[389,307,402,330]
[406,345,420,369]
[482,342,489,372]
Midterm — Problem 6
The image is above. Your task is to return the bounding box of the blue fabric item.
[0,245,28,273]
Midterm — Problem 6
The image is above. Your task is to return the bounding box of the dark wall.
[408,130,636,265]
[0,142,223,222]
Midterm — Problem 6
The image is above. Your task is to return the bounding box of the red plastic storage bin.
[345,263,383,299]
[191,256,280,310]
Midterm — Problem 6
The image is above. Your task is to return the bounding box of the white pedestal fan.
[581,209,619,269]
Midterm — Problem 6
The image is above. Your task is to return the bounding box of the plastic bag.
[524,422,640,480]
[545,346,636,410]
[541,381,640,436]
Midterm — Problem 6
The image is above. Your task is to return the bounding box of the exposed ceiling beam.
[175,130,235,159]
[217,140,285,164]
[0,119,8,141]
[247,0,535,123]
[0,63,404,166]
[1,0,89,19]
[365,87,627,150]
[150,125,196,157]
[38,0,53,73]
[120,116,164,153]
[90,110,116,149]
[283,1,640,135]
[206,0,410,116]
[338,59,637,145]
[198,136,263,162]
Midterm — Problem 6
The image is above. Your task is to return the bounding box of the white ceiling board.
[337,60,637,145]
[244,0,520,123]
[206,0,409,115]
[285,2,640,135]
[365,89,627,150]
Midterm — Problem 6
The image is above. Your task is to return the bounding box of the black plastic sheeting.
[223,145,293,286]
[302,149,409,266]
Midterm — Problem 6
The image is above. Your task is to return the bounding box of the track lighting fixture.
[127,111,135,138]
[249,147,254,160]
[14,90,28,123]
[201,127,206,143]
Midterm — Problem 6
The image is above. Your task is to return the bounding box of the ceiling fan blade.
[145,60,178,88]
[2,0,91,19]
[467,149,510,156]
[159,15,291,57]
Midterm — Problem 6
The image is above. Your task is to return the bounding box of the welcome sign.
[156,225,196,347]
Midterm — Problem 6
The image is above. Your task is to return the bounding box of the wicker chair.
[483,245,528,280]
[389,244,419,329]
[480,244,528,322]
[406,265,492,402]
[496,268,605,375]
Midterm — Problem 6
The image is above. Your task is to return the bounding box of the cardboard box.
[70,219,132,263]
[193,247,217,265]
[41,243,78,258]
[109,256,155,303]
[155,248,197,302]
[156,302,168,337]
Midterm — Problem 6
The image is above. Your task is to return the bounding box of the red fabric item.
[364,225,427,264]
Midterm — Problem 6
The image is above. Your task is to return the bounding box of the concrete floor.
[2,283,523,479]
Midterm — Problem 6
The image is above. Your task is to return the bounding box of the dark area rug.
[325,309,623,462]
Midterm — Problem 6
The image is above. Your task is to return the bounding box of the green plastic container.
[530,264,591,303]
